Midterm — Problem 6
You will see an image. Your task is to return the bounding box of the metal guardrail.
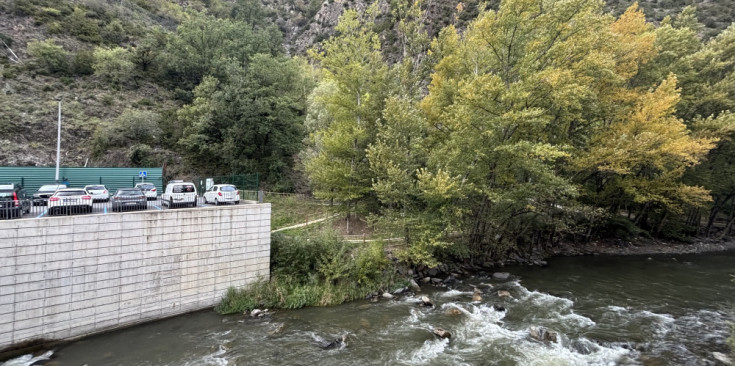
[0,194,250,220]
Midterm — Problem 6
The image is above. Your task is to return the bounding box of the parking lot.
[1,195,254,220]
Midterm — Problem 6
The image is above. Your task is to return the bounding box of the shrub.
[93,46,135,85]
[27,39,69,74]
[101,19,127,45]
[70,50,95,75]
[217,229,398,313]
[65,7,102,43]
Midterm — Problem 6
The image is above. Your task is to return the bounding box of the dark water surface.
[4,251,734,365]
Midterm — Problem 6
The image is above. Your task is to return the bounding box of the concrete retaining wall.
[0,204,271,349]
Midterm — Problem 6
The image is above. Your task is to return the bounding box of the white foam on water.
[0,351,53,366]
[558,312,596,328]
[394,337,450,365]
[438,289,473,298]
[197,344,229,366]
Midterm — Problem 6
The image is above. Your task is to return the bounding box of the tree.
[160,11,283,94]
[576,75,716,230]
[178,55,311,187]
[304,5,390,233]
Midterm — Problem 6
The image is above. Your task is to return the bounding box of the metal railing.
[0,193,256,220]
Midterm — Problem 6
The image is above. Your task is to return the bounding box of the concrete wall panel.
[0,203,270,349]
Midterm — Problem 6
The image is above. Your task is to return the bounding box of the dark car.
[0,183,30,219]
[111,188,147,212]
[33,184,67,206]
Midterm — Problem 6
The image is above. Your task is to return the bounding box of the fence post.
[258,190,264,203]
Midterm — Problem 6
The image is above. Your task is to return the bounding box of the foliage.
[216,230,396,313]
[177,54,312,184]
[304,5,390,230]
[93,46,135,85]
[27,39,68,74]
[92,108,162,157]
[159,11,283,94]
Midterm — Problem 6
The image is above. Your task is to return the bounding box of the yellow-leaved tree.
[576,75,716,230]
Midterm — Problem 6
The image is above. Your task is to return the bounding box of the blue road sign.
[139,171,147,178]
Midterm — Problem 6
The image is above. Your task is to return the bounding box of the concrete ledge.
[0,203,270,349]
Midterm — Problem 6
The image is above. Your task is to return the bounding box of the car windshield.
[87,186,105,190]
[0,190,13,199]
[137,184,154,190]
[39,185,63,192]
[220,186,236,192]
[117,190,142,196]
[172,185,195,193]
[56,190,86,197]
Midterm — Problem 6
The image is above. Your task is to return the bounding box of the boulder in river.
[492,272,511,280]
[497,290,511,298]
[433,328,451,339]
[382,292,394,299]
[316,334,348,350]
[421,277,431,283]
[410,279,421,291]
[445,308,462,316]
[472,288,483,302]
[431,277,443,284]
[420,296,433,307]
[528,326,558,343]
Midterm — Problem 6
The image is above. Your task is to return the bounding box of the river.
[3,251,734,365]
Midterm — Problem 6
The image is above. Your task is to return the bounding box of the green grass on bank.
[267,194,337,231]
[216,229,405,313]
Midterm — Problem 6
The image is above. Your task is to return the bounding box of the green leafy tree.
[178,55,311,187]
[160,11,283,94]
[304,5,390,232]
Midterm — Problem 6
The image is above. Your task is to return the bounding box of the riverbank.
[551,237,735,257]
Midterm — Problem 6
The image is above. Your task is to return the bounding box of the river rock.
[497,290,511,298]
[445,308,462,316]
[317,334,348,350]
[713,352,733,365]
[493,304,506,312]
[493,272,511,280]
[433,328,451,339]
[421,276,431,283]
[250,309,263,317]
[393,287,406,295]
[442,276,457,285]
[431,277,443,284]
[472,288,483,302]
[420,296,433,307]
[428,268,439,276]
[529,326,558,343]
[410,279,421,291]
[382,292,394,299]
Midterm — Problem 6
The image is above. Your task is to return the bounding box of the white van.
[161,180,198,208]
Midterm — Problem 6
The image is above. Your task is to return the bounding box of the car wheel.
[169,198,174,208]
[215,198,219,206]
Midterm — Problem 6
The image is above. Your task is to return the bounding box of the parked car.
[84,185,110,202]
[111,188,147,212]
[48,188,93,215]
[0,183,31,219]
[134,183,158,200]
[33,184,67,206]
[161,181,198,208]
[203,184,240,205]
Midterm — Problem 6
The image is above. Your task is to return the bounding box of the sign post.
[139,171,147,182]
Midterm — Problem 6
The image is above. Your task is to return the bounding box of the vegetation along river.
[5,251,734,366]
